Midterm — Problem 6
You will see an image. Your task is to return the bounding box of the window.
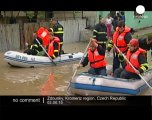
[134,11,144,19]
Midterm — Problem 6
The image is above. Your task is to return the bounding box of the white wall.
[59,19,86,43]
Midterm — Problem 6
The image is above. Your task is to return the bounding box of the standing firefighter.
[107,20,132,75]
[93,17,108,51]
[50,17,64,55]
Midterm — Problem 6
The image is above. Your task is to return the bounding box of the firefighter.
[114,39,149,79]
[107,20,132,75]
[50,17,64,55]
[24,27,50,56]
[24,37,43,55]
[78,39,107,76]
[93,17,107,51]
[138,34,152,59]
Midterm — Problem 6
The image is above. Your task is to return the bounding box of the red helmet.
[129,39,139,47]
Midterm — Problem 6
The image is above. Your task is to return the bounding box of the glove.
[118,54,124,62]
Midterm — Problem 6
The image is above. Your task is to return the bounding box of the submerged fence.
[0,19,86,52]
[0,24,20,51]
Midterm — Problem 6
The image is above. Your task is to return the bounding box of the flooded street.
[0,42,89,95]
[0,41,152,95]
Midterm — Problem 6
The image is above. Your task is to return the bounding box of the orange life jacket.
[113,26,131,53]
[48,36,60,57]
[37,27,50,47]
[125,48,146,73]
[88,48,106,68]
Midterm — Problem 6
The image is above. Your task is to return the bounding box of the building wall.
[97,11,152,29]
[96,11,109,24]
[125,11,152,29]
[52,11,97,28]
[53,11,97,19]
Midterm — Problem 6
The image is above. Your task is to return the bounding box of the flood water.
[0,41,152,96]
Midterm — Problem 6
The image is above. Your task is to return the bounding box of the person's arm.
[138,53,149,73]
[93,24,98,39]
[52,25,58,33]
[124,32,132,44]
[81,54,89,67]
[97,45,105,55]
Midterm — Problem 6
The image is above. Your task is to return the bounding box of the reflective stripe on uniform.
[98,41,107,44]
[97,32,106,34]
[93,30,98,33]
[54,31,64,34]
[54,50,59,52]
[60,42,63,44]
[30,44,38,49]
[58,28,63,31]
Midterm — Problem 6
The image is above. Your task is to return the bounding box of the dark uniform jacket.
[52,23,64,44]
[138,37,152,51]
[93,23,107,44]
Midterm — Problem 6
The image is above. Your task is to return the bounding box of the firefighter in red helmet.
[114,38,149,79]
[78,39,107,76]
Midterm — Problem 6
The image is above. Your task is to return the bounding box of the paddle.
[66,38,92,95]
[113,44,152,89]
[35,38,57,66]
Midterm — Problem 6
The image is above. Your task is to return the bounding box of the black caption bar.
[0,96,151,106]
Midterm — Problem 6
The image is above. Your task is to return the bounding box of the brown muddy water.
[0,41,152,96]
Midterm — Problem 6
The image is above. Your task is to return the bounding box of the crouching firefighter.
[24,37,43,55]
